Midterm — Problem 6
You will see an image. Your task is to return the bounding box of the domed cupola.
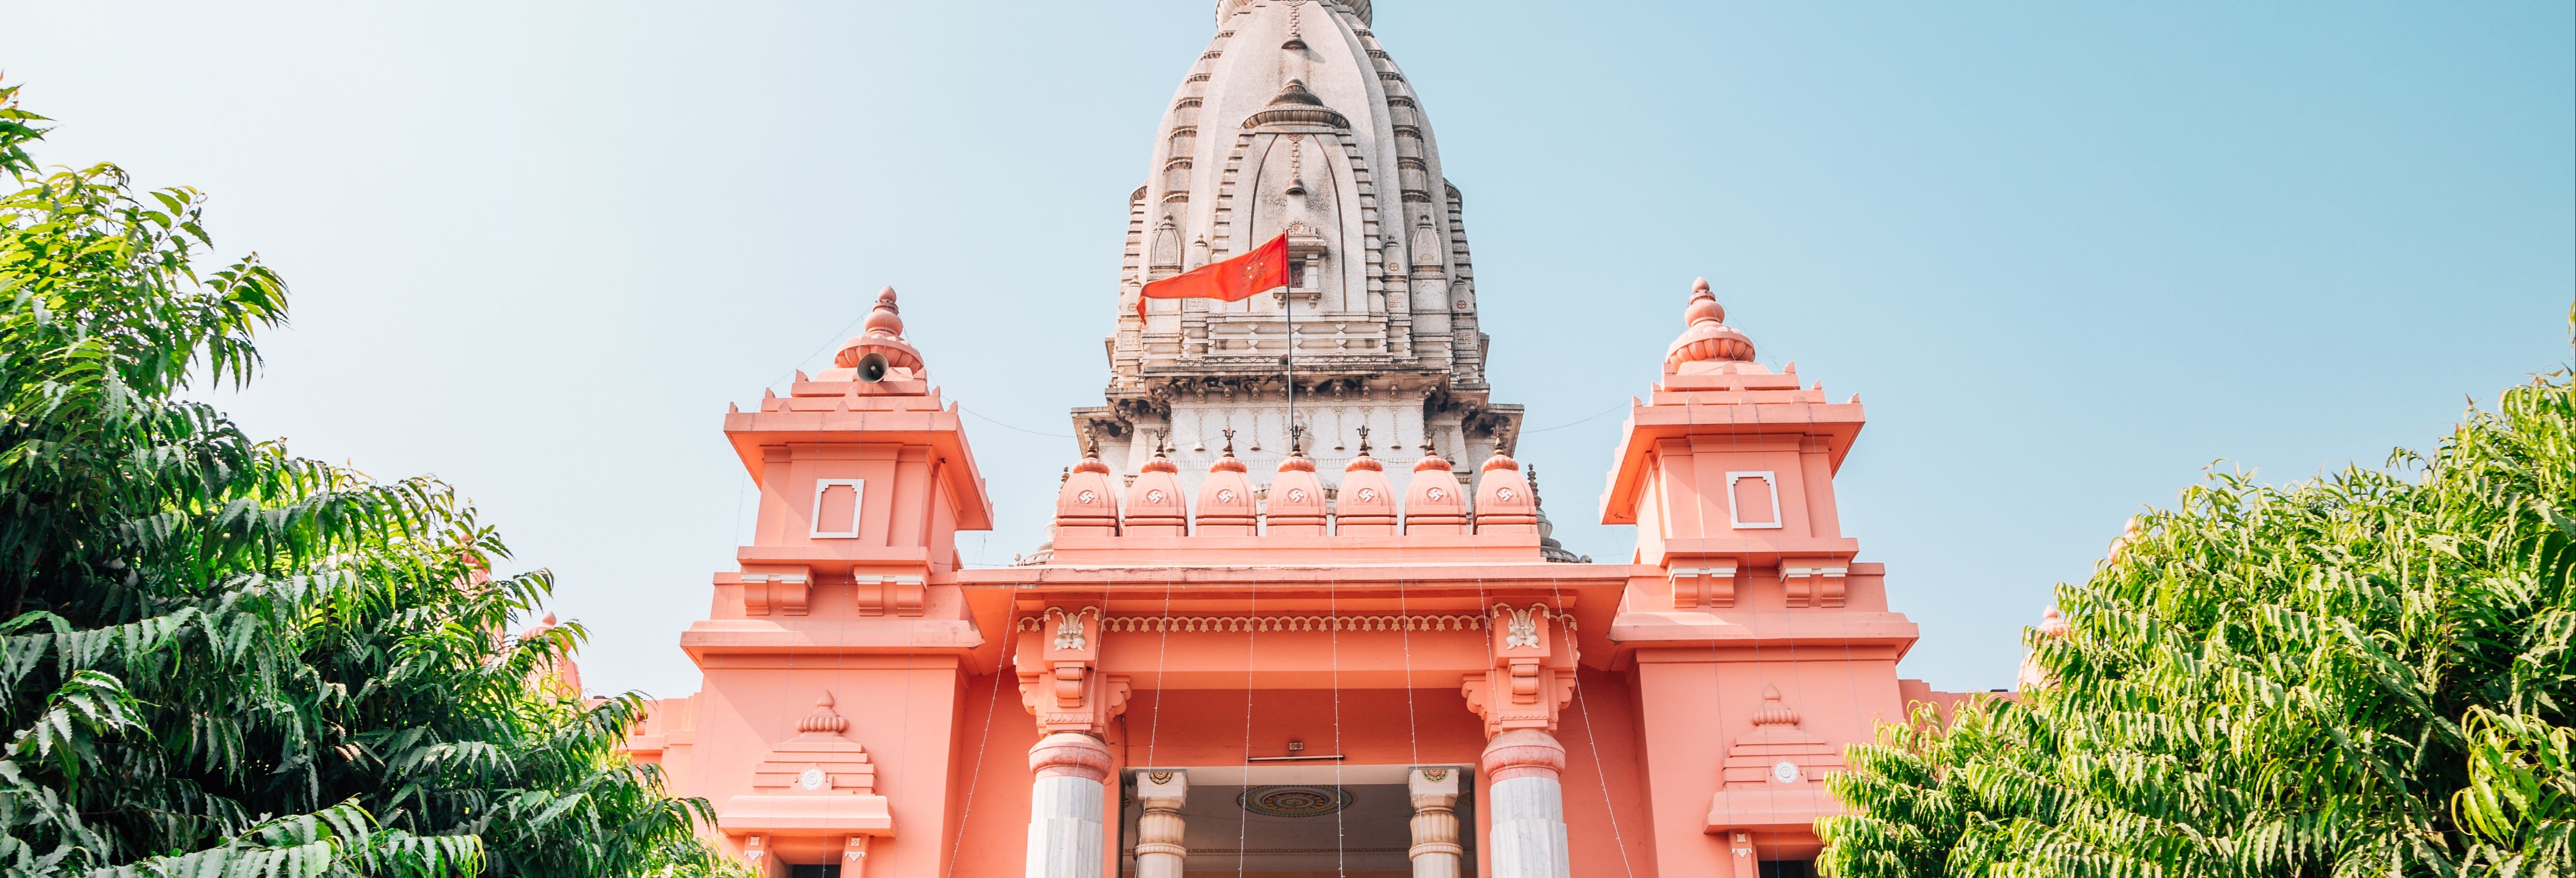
[1124,440,1191,537]
[1401,441,1469,535]
[1194,432,1260,536]
[1332,427,1400,535]
[1471,451,1538,535]
[830,287,927,383]
[1053,440,1123,539]
[1267,441,1329,536]
[1665,278,1757,373]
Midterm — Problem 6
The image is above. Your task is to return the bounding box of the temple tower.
[1076,0,1521,498]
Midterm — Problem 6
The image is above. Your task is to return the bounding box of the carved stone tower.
[1074,0,1521,496]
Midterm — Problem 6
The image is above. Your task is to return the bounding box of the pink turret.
[1402,443,1469,535]
[1333,429,1400,535]
[652,285,994,869]
[1265,448,1329,535]
[1592,277,1966,873]
[1122,444,1189,537]
[1192,432,1259,536]
[1472,452,1539,535]
[1052,442,1120,538]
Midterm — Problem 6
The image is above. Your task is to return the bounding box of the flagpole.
[1284,259,1295,451]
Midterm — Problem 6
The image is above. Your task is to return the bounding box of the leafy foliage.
[0,81,733,875]
[1820,372,2576,877]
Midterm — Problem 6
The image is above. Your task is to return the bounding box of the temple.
[624,1,1982,876]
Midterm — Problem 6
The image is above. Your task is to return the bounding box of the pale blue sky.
[4,1,2568,698]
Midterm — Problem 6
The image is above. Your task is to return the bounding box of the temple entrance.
[1119,766,1474,877]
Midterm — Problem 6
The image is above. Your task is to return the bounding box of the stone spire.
[1077,0,1521,504]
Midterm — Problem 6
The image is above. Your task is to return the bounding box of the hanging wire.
[1548,517,1640,877]
[1517,398,1633,435]
[1323,430,1349,878]
[942,662,1009,877]
[960,405,1077,439]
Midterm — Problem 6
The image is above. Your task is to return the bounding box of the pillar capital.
[1481,728,1567,784]
[1408,765,1463,805]
[1028,732,1114,784]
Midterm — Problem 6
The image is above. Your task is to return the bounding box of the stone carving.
[1045,606,1097,651]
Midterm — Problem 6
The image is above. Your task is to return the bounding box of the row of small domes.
[1054,442,1538,537]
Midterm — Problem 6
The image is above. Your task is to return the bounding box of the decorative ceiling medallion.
[1239,785,1354,817]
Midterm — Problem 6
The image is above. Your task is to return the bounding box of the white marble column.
[1482,729,1573,878]
[1132,770,1189,878]
[1408,766,1465,878]
[1026,733,1114,878]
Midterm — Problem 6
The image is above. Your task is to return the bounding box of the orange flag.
[1136,232,1292,318]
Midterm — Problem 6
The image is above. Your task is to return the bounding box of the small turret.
[1123,437,1189,537]
[1471,451,1538,535]
[1268,437,1329,536]
[1402,440,1468,535]
[1334,426,1399,535]
[1194,431,1259,536]
[1053,437,1121,538]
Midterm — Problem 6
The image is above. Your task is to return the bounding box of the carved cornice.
[1018,613,1488,633]
[1244,104,1349,130]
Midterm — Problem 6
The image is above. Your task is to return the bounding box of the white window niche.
[1725,471,1782,530]
[809,479,865,539]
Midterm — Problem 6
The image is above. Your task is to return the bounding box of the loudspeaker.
[856,352,890,383]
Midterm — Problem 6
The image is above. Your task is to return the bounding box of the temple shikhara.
[623,1,1982,875]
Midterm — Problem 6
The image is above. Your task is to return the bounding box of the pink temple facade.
[625,2,1983,876]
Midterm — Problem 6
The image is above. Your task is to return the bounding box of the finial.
[1289,424,1306,455]
[1154,431,1169,457]
[1356,424,1371,456]
[834,286,926,372]
[1222,428,1236,457]
[864,286,905,337]
[1751,684,1802,727]
[1685,278,1724,326]
[798,691,850,735]
[1664,276,1755,369]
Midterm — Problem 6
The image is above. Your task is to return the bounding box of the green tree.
[0,83,733,876]
[1818,372,2576,877]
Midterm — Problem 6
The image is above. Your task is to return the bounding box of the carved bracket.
[1014,607,1130,736]
[1669,563,1739,609]
[1781,561,1849,609]
[1460,602,1576,735]
[740,564,813,617]
[852,573,926,617]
